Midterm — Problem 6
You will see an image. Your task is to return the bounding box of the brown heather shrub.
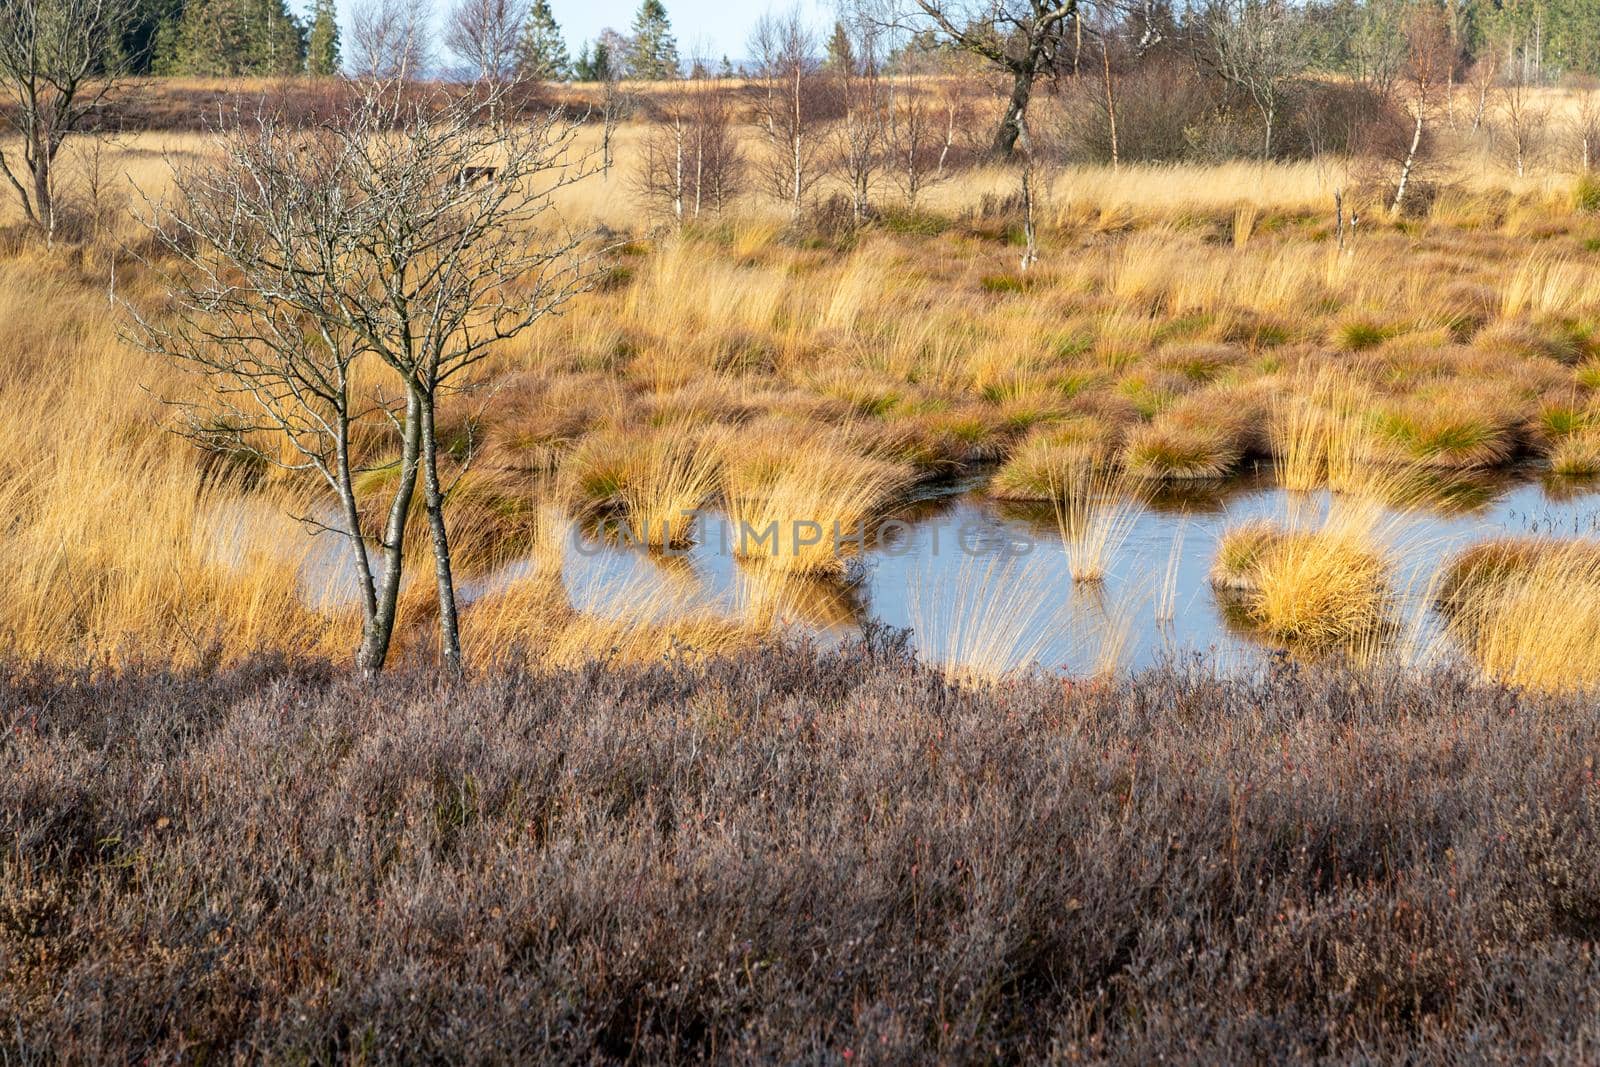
[4,640,1600,1062]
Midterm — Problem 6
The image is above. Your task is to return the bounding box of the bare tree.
[1018,154,1039,270]
[1206,0,1307,159]
[597,55,635,177]
[884,57,947,208]
[446,0,529,81]
[898,0,1076,158]
[132,82,597,674]
[750,10,826,219]
[1096,18,1119,170]
[1390,3,1448,213]
[1572,75,1600,172]
[1467,51,1498,132]
[0,0,126,241]
[1497,74,1547,178]
[638,65,744,221]
[350,0,433,80]
[830,15,887,221]
[932,52,980,177]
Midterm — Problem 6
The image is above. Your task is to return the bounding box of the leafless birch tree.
[1206,0,1307,159]
[830,17,887,221]
[446,0,529,82]
[1391,3,1448,212]
[750,10,826,219]
[132,81,597,674]
[351,0,433,80]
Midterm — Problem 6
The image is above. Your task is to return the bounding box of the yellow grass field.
[4,79,1600,682]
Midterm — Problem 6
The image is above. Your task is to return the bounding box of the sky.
[322,0,839,69]
[546,0,835,62]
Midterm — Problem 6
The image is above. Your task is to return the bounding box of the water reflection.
[211,465,1600,678]
[542,467,1600,676]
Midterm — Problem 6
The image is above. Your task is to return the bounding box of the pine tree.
[627,0,678,79]
[825,21,855,73]
[168,0,305,76]
[517,0,570,80]
[306,0,339,76]
[718,54,734,78]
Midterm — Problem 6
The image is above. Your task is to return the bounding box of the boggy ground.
[4,634,1599,1063]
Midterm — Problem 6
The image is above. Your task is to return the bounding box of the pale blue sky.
[323,0,838,70]
[545,0,835,63]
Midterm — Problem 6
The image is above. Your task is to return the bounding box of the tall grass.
[723,429,906,576]
[1271,367,1371,492]
[1213,501,1397,651]
[10,116,1600,675]
[616,424,725,549]
[1050,458,1143,583]
[1439,538,1600,690]
[907,554,1056,683]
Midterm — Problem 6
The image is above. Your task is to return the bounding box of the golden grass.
[615,424,725,549]
[9,95,1600,673]
[1549,430,1600,477]
[907,554,1056,683]
[723,428,906,576]
[989,420,1115,500]
[1439,539,1600,691]
[1270,368,1372,493]
[1212,503,1396,650]
[1050,458,1142,583]
[465,565,755,668]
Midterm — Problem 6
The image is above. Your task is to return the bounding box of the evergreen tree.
[306,0,339,76]
[516,0,570,80]
[718,54,734,78]
[167,0,305,76]
[122,0,184,73]
[825,20,855,73]
[627,0,678,78]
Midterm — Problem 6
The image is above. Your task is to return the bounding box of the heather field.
[5,641,1600,1062]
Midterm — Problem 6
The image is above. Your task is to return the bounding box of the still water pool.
[497,465,1600,677]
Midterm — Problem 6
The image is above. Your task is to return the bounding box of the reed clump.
[1438,538,1600,690]
[1051,458,1143,583]
[1212,505,1395,649]
[988,419,1117,500]
[723,428,908,576]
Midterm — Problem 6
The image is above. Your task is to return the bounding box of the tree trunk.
[1391,106,1424,214]
[991,64,1034,157]
[1101,42,1119,170]
[334,420,379,627]
[32,120,53,238]
[357,390,423,676]
[418,395,463,674]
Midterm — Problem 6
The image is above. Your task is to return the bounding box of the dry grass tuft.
[1051,458,1143,583]
[1213,504,1395,649]
[907,554,1056,683]
[724,428,908,576]
[988,419,1116,500]
[1439,538,1600,690]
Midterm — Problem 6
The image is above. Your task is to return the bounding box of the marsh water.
[464,463,1600,677]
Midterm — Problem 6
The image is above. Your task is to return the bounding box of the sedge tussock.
[1439,539,1600,691]
[1212,501,1398,651]
[1270,367,1371,493]
[1050,458,1143,583]
[616,424,726,549]
[723,429,908,576]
